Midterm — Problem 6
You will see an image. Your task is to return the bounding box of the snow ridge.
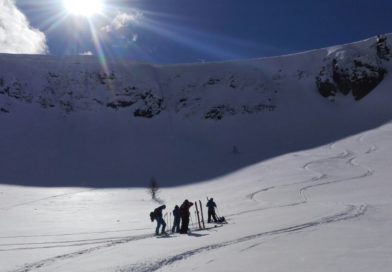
[0,34,391,187]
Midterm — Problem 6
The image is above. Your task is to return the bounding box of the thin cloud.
[0,0,48,54]
[100,11,141,46]
[101,11,142,33]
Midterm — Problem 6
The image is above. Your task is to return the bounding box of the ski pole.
[215,208,221,218]
[190,213,194,230]
[169,213,172,232]
[164,212,168,229]
[193,211,197,229]
[170,213,173,232]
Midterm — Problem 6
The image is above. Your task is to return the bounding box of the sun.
[64,0,103,17]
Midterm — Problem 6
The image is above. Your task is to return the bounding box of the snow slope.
[0,34,391,186]
[1,119,392,272]
[1,34,392,272]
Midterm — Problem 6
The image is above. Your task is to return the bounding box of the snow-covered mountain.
[0,34,391,187]
[1,35,392,272]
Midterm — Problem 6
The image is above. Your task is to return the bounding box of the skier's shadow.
[187,233,209,237]
[156,235,176,239]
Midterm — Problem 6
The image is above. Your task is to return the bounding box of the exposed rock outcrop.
[316,36,390,100]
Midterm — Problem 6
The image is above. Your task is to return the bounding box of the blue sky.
[10,0,392,63]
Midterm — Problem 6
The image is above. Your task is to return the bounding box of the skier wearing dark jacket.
[152,205,166,235]
[179,200,193,234]
[206,198,218,223]
[172,205,181,233]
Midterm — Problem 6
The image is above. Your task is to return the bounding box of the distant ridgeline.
[0,34,391,119]
[316,35,391,101]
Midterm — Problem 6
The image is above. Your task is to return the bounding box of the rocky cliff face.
[0,59,280,120]
[316,35,390,101]
[0,66,166,118]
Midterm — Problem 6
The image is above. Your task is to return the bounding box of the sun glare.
[64,0,103,17]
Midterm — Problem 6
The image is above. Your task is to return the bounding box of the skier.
[152,205,167,235]
[179,199,193,234]
[206,198,218,223]
[172,205,181,233]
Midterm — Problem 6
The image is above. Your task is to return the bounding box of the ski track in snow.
[0,189,96,211]
[0,233,152,252]
[9,233,155,272]
[247,131,377,206]
[226,201,305,218]
[7,130,379,272]
[0,228,150,240]
[299,151,373,202]
[116,205,367,272]
[246,186,275,201]
[299,132,377,202]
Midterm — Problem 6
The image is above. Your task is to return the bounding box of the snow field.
[1,121,392,271]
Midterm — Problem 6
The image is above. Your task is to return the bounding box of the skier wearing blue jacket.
[151,205,167,235]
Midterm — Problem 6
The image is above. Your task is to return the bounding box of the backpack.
[217,216,226,223]
[150,212,155,222]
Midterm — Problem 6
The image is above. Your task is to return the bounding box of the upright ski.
[194,201,202,230]
[199,200,205,229]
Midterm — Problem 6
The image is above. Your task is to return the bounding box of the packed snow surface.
[1,35,392,271]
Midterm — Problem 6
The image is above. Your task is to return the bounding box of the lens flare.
[64,0,103,17]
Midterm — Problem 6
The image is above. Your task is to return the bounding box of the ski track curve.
[246,143,345,203]
[244,144,350,205]
[300,132,377,202]
[246,186,275,201]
